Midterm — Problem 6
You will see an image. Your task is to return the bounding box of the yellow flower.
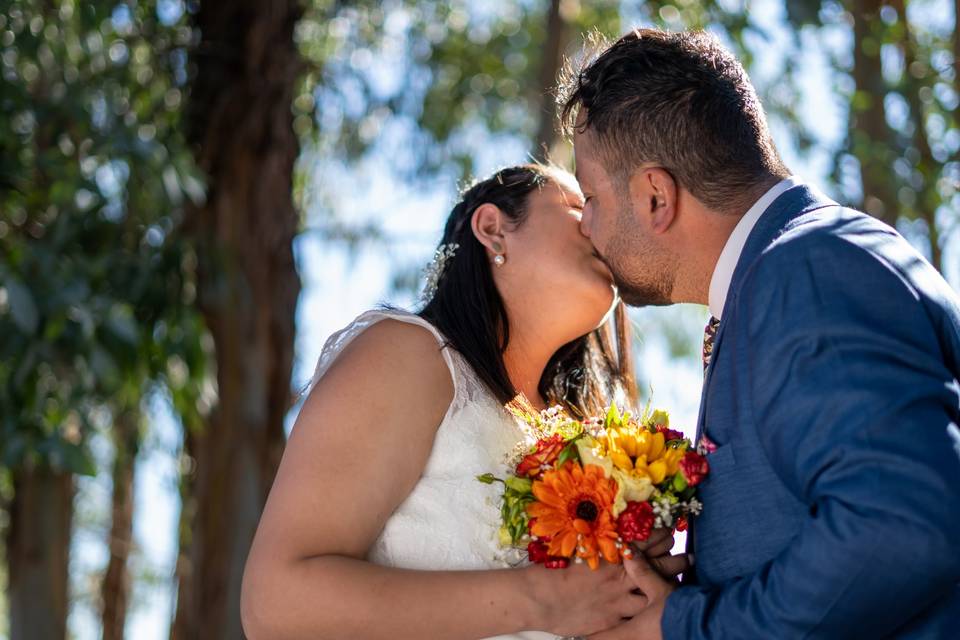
[661,447,686,476]
[649,409,670,427]
[575,435,614,477]
[634,455,667,484]
[612,468,654,515]
[576,416,687,512]
[605,422,686,485]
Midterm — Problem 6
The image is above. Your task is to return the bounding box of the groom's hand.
[588,554,673,640]
[631,528,691,580]
[631,527,674,557]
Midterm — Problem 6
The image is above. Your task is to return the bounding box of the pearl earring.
[491,240,505,266]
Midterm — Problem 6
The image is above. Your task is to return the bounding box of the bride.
[241,164,680,639]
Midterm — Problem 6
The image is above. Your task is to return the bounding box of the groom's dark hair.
[559,28,789,213]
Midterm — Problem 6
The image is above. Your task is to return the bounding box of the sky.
[54,0,959,638]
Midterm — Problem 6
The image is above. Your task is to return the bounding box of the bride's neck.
[502,327,556,412]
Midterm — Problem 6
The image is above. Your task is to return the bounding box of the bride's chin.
[596,287,619,327]
[585,285,618,330]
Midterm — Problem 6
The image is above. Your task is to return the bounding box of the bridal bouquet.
[478,403,708,570]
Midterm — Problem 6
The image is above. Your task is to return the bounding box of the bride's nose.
[579,207,593,239]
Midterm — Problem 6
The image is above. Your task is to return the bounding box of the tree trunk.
[101,409,140,640]
[889,0,943,272]
[849,0,899,227]
[6,465,73,640]
[173,0,303,637]
[170,427,197,640]
[533,0,572,161]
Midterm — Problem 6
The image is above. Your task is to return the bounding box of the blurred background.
[0,0,957,638]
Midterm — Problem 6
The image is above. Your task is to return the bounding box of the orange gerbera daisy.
[527,461,622,569]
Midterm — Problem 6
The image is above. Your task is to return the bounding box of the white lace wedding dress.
[307,309,558,640]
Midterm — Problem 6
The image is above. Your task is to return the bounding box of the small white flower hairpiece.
[420,243,459,303]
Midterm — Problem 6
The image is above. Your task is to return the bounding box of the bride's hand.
[523,561,647,637]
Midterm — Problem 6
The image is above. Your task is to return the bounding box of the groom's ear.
[471,203,506,255]
[628,167,677,235]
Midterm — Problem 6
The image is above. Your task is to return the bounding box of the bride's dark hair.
[419,163,637,418]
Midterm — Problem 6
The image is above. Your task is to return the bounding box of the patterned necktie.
[687,314,722,581]
[702,316,720,371]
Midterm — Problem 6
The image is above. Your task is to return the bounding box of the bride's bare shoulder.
[303,316,454,424]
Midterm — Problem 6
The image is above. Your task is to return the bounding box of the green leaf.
[59,442,97,476]
[672,473,688,493]
[605,403,621,428]
[6,279,38,334]
[106,304,139,345]
[504,475,532,493]
[507,500,522,522]
[641,394,653,423]
[557,440,581,467]
[90,346,120,384]
[1,433,27,467]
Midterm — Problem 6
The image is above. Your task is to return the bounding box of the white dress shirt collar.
[708,176,802,319]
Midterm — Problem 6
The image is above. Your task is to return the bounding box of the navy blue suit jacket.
[663,184,960,638]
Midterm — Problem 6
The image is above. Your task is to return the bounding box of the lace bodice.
[307,309,556,640]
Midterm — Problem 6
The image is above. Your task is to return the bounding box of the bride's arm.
[241,319,645,640]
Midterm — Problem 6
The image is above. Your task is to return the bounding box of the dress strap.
[304,308,460,402]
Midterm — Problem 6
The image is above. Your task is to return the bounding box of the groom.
[560,29,960,639]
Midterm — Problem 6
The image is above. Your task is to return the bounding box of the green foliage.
[0,0,210,474]
[295,0,792,184]
[302,0,956,276]
[500,475,535,545]
[781,0,958,264]
[556,438,581,467]
[296,0,623,181]
[476,472,499,484]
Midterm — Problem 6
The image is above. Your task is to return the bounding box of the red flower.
[679,451,710,486]
[527,534,569,568]
[675,515,688,532]
[616,501,655,543]
[527,540,550,564]
[516,434,566,477]
[655,424,684,442]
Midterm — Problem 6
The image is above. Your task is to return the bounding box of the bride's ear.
[470,203,507,257]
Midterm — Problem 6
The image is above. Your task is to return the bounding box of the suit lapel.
[693,183,837,444]
[686,184,838,574]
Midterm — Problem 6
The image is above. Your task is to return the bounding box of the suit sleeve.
[663,238,960,639]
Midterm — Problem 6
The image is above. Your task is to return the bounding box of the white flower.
[420,243,459,303]
[684,497,703,516]
[652,496,675,528]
